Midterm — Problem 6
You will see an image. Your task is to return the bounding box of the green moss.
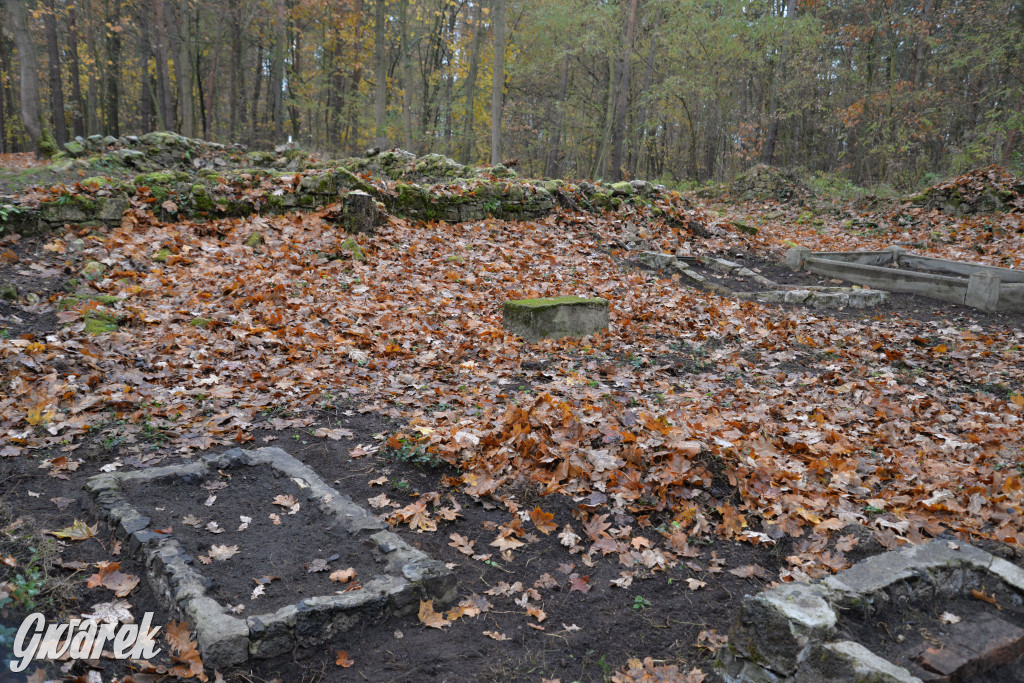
[190,317,213,328]
[83,311,118,335]
[135,171,190,186]
[39,127,59,158]
[591,192,611,209]
[733,221,759,235]
[446,255,465,263]
[191,185,218,212]
[80,261,105,281]
[152,248,172,263]
[70,193,95,212]
[245,232,264,248]
[505,296,606,308]
[610,181,633,196]
[339,237,366,262]
[57,293,120,311]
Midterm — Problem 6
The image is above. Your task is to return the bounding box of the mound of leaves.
[909,165,1024,214]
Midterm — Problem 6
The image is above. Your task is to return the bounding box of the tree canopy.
[4,0,1023,187]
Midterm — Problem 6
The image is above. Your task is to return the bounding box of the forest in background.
[3,0,1024,188]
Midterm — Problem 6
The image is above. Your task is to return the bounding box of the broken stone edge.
[83,446,456,670]
[719,539,1024,682]
[785,245,1024,313]
[629,251,889,310]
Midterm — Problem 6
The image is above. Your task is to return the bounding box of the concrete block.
[728,583,836,675]
[784,290,811,304]
[965,271,1001,312]
[999,284,1024,312]
[803,258,968,306]
[899,254,1024,283]
[785,246,812,270]
[502,296,609,342]
[913,615,1024,680]
[805,641,923,683]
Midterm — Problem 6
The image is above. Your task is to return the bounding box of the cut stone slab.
[502,296,609,343]
[719,539,1024,682]
[84,447,455,669]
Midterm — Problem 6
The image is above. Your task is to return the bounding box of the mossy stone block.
[502,296,609,343]
[81,261,105,282]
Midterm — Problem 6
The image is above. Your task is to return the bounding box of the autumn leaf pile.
[3,181,1024,583]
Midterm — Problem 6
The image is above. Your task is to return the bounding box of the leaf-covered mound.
[909,165,1024,214]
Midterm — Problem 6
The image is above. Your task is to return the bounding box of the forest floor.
[2,154,1024,682]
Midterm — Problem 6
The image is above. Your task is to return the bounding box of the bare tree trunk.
[913,0,935,90]
[176,0,194,137]
[270,0,285,140]
[460,0,483,163]
[592,55,616,179]
[489,0,505,164]
[631,9,660,178]
[138,2,154,132]
[374,0,386,148]
[66,3,85,138]
[761,0,797,165]
[205,12,224,138]
[250,43,263,143]
[610,0,638,181]
[43,0,67,144]
[83,1,101,134]
[104,0,121,136]
[229,0,242,140]
[545,53,569,178]
[10,0,43,152]
[399,0,414,152]
[150,0,174,130]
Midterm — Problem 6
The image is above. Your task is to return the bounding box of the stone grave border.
[786,245,1024,313]
[719,539,1024,682]
[629,252,890,310]
[83,447,456,670]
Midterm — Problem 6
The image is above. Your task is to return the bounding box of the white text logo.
[9,612,161,673]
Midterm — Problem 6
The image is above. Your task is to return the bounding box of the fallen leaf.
[49,520,97,541]
[529,507,557,535]
[209,544,239,561]
[330,568,357,583]
[483,630,509,641]
[418,599,451,629]
[335,650,354,667]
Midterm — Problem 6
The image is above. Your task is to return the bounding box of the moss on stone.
[83,311,119,335]
[505,296,606,308]
[81,261,105,281]
[57,293,120,311]
[245,232,264,248]
[152,248,172,263]
[135,171,190,186]
[339,237,366,261]
[190,317,213,328]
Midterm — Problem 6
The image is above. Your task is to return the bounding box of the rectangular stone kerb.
[502,296,609,342]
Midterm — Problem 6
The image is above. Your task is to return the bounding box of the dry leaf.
[417,599,451,629]
[330,568,357,583]
[483,630,509,641]
[209,544,240,561]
